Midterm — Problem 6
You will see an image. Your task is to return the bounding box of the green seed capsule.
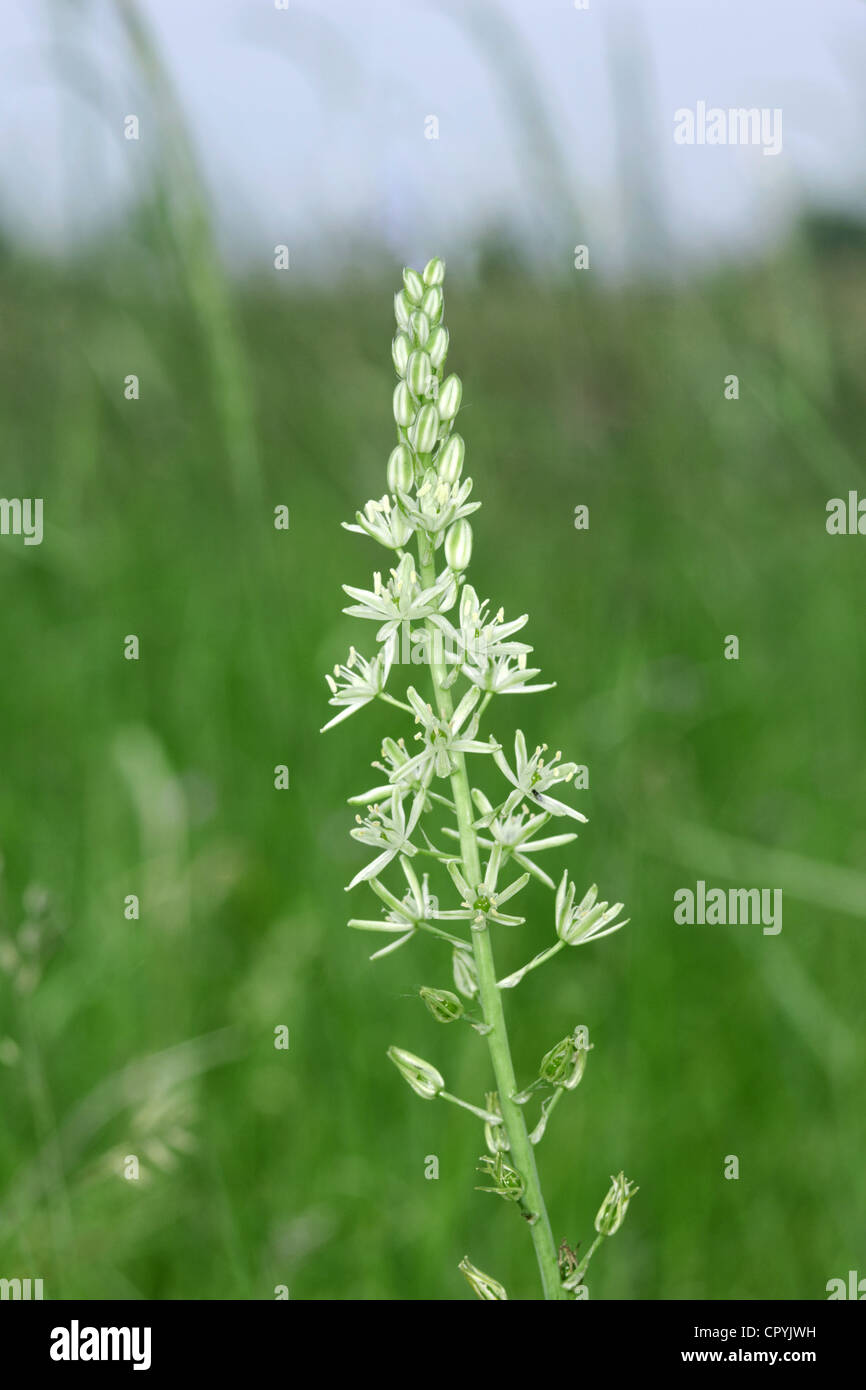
[421,286,443,322]
[427,325,449,369]
[420,986,464,1024]
[445,518,473,571]
[437,433,465,483]
[409,310,431,347]
[387,1045,444,1099]
[406,349,432,397]
[438,374,463,421]
[539,1035,575,1087]
[423,256,446,286]
[393,381,414,427]
[387,443,414,493]
[394,290,411,329]
[392,333,410,376]
[412,403,440,455]
[403,267,424,304]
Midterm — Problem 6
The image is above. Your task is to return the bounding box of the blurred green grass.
[0,219,864,1299]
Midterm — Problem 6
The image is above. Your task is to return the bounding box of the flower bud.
[452,946,478,999]
[409,310,431,347]
[387,443,414,494]
[420,986,463,1024]
[444,519,472,571]
[394,290,411,329]
[411,403,440,455]
[387,1046,444,1099]
[406,349,432,397]
[403,267,424,304]
[594,1171,639,1236]
[423,256,446,286]
[421,285,443,323]
[427,325,449,369]
[391,333,410,376]
[393,381,414,428]
[437,433,464,483]
[438,373,463,421]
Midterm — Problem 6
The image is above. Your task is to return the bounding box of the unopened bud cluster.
[391,258,470,569]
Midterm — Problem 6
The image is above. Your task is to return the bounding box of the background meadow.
[0,0,864,1299]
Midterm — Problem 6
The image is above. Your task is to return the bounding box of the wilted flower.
[458,1256,508,1301]
[476,1151,524,1202]
[484,1092,510,1153]
[595,1172,639,1236]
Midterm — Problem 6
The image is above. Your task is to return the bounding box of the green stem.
[574,1233,605,1282]
[499,939,565,989]
[440,1091,502,1123]
[417,539,565,1301]
[377,692,415,715]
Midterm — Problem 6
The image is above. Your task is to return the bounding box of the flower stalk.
[416,535,564,1298]
[322,259,636,1299]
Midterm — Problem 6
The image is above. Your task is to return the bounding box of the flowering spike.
[322,262,636,1302]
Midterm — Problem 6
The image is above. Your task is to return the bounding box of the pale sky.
[2,0,865,278]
